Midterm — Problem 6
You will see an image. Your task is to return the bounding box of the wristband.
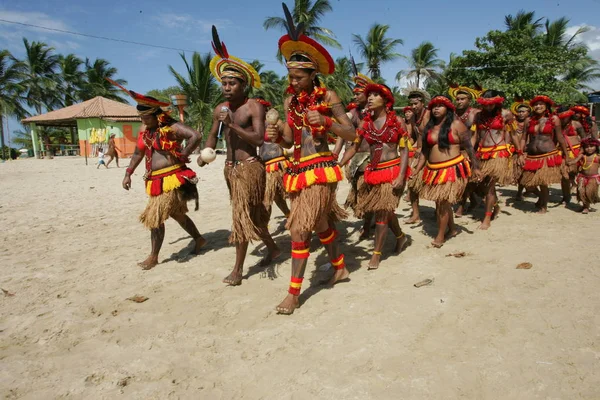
[126,167,134,175]
[332,152,339,160]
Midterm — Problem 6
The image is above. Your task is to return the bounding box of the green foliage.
[397,41,444,88]
[446,29,588,104]
[352,24,403,79]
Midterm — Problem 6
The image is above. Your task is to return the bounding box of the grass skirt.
[576,174,600,205]
[224,160,269,244]
[519,150,563,187]
[420,155,470,204]
[477,145,514,185]
[356,182,401,216]
[344,173,366,217]
[139,181,196,230]
[264,168,287,207]
[286,183,348,232]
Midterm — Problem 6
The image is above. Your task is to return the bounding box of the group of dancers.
[115,4,599,314]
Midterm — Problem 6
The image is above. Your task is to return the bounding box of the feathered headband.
[278,3,334,75]
[210,26,261,88]
[448,83,482,101]
[477,96,505,106]
[530,95,555,108]
[402,106,413,113]
[364,83,395,109]
[405,87,431,103]
[510,97,531,115]
[106,78,170,116]
[571,105,590,116]
[558,110,575,120]
[428,96,456,111]
[581,137,600,147]
[350,54,373,92]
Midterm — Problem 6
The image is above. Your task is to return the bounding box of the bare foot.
[446,229,459,240]
[536,207,547,214]
[455,205,465,217]
[328,267,350,285]
[367,253,381,270]
[515,194,524,201]
[276,293,299,315]
[394,234,409,254]
[430,239,444,248]
[192,236,207,254]
[404,215,421,224]
[582,206,589,214]
[259,246,282,266]
[478,220,491,230]
[223,270,243,286]
[138,256,159,270]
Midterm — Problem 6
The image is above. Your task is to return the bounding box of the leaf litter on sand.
[127,295,148,303]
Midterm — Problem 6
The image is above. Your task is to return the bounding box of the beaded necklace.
[358,109,405,167]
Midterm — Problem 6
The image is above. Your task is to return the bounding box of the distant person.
[105,134,120,167]
[96,148,108,169]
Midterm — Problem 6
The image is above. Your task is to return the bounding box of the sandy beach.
[1,156,599,400]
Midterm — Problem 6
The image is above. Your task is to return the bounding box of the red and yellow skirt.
[283,152,343,193]
[264,156,289,206]
[356,158,405,215]
[145,164,197,196]
[476,144,514,185]
[519,149,563,187]
[420,155,471,204]
[140,164,198,230]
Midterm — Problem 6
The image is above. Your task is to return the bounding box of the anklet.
[373,251,382,255]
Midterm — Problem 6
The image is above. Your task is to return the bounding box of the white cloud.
[0,9,83,54]
[566,24,600,53]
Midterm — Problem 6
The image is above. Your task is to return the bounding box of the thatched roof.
[22,96,141,127]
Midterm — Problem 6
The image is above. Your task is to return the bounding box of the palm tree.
[352,23,403,79]
[20,38,61,115]
[0,50,26,156]
[563,56,600,91]
[544,17,590,48]
[58,54,85,106]
[396,41,444,89]
[80,58,127,102]
[168,52,221,135]
[263,0,341,50]
[323,57,353,105]
[504,10,543,36]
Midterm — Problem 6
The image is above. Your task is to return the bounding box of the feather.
[211,25,228,58]
[472,81,483,92]
[105,77,130,95]
[350,52,358,76]
[282,3,297,40]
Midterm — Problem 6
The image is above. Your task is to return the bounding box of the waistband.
[526,149,560,159]
[225,156,259,166]
[425,154,465,170]
[478,144,509,153]
[149,164,185,177]
[372,158,401,170]
[264,156,287,165]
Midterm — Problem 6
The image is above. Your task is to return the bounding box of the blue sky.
[1,0,600,142]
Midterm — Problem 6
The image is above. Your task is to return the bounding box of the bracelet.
[515,150,524,155]
[323,116,333,130]
[125,167,134,175]
[332,152,339,160]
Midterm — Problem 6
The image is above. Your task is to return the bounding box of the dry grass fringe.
[286,183,347,232]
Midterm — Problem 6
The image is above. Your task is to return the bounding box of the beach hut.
[21,96,141,158]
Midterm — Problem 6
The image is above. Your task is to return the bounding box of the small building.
[22,96,141,158]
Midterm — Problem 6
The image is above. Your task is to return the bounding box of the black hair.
[423,96,455,151]
[407,92,424,102]
[556,105,570,114]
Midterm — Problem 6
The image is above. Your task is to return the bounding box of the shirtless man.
[449,84,482,217]
[200,27,280,286]
[404,89,431,224]
[105,134,120,168]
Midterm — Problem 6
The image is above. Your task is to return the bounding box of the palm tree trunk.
[0,114,5,159]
